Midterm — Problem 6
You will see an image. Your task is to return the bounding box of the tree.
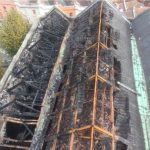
[0,60,5,79]
[0,9,30,56]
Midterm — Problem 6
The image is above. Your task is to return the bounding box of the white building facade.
[14,0,54,23]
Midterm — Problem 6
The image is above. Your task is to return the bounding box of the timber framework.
[0,0,149,150]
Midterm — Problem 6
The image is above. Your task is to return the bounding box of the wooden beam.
[94,125,113,137]
[16,101,40,113]
[4,117,37,125]
[30,22,73,150]
[0,144,29,150]
[0,99,15,112]
[3,137,32,143]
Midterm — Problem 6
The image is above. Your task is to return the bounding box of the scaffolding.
[42,1,120,149]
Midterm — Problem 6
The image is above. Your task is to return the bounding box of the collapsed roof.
[0,1,150,150]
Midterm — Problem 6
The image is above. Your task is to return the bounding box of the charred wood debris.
[0,2,130,150]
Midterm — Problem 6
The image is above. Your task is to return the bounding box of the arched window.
[0,12,3,19]
[32,10,36,15]
[3,6,7,12]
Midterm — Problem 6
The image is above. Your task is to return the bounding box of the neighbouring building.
[113,0,150,18]
[0,0,16,20]
[14,0,77,23]
[0,0,76,23]
[0,0,150,23]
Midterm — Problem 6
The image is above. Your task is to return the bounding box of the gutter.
[131,35,150,150]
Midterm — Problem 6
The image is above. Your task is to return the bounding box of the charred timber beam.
[32,90,40,108]
[3,117,37,125]
[12,66,27,76]
[36,50,51,59]
[24,81,44,92]
[15,101,40,113]
[0,144,29,149]
[30,23,73,150]
[6,81,23,92]
[0,111,39,117]
[28,39,40,50]
[21,119,34,136]
[0,99,15,112]
[3,137,32,143]
[43,30,62,38]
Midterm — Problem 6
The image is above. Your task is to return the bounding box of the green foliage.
[0,9,30,56]
[0,60,5,79]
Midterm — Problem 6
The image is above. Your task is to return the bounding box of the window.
[29,0,37,4]
[11,7,15,10]
[48,0,55,4]
[32,10,36,15]
[69,12,73,16]
[3,6,7,12]
[0,12,3,19]
[44,1,50,5]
